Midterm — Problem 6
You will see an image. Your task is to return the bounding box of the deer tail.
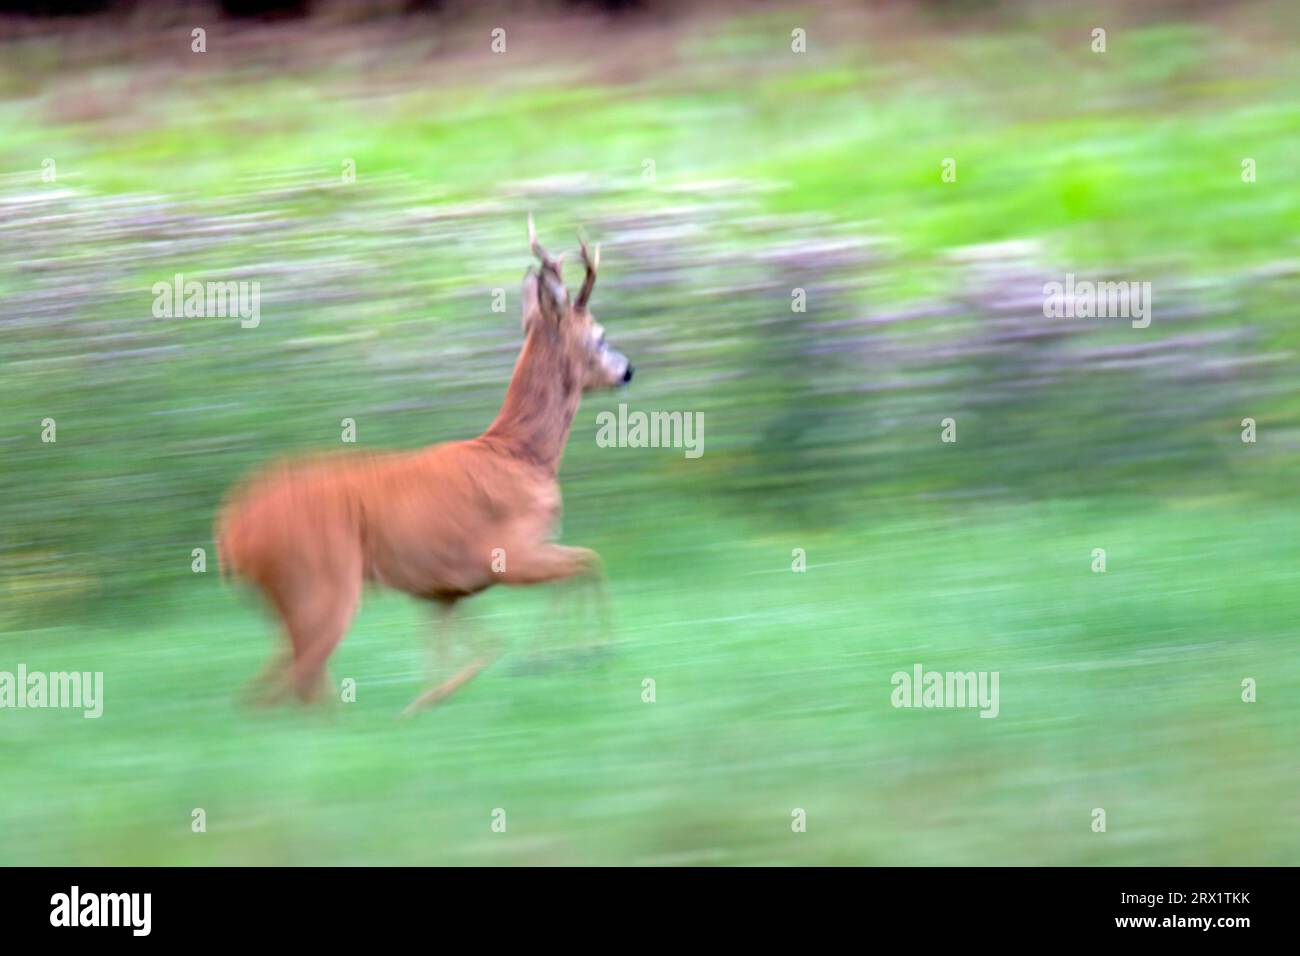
[214,505,238,585]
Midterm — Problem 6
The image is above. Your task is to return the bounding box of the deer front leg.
[402,601,498,718]
[501,543,603,586]
[418,600,456,685]
[502,544,614,666]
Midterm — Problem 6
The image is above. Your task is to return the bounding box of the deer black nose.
[622,365,634,383]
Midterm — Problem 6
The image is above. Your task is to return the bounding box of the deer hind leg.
[244,581,298,707]
[259,566,362,706]
[285,585,361,703]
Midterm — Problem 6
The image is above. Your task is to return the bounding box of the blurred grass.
[2,498,1296,865]
[1,0,1299,864]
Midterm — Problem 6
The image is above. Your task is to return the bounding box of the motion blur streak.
[1,0,1297,865]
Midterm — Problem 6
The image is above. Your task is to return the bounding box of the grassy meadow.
[1,1,1298,864]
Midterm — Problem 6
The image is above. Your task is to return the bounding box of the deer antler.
[527,213,564,276]
[575,228,600,309]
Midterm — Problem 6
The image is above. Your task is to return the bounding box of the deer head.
[522,214,633,392]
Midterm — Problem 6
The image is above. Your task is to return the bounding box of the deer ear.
[521,267,540,332]
[535,261,569,327]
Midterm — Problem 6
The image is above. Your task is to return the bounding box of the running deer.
[216,217,632,715]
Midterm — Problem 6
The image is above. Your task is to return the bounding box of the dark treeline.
[0,0,650,20]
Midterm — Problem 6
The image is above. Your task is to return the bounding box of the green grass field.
[4,498,1297,865]
[2,2,1299,865]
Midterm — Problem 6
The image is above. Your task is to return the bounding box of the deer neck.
[480,326,581,474]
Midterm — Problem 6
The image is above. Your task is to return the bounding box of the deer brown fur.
[215,217,632,714]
